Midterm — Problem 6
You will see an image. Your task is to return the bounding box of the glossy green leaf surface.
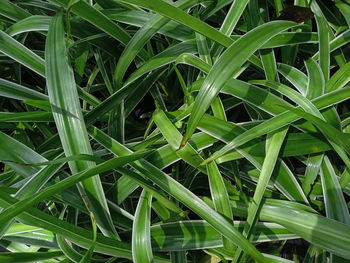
[0,1,349,262]
[45,12,119,239]
[183,21,296,143]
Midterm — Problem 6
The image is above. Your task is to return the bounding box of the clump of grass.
[0,0,350,262]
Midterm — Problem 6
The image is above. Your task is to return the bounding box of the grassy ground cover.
[0,0,350,262]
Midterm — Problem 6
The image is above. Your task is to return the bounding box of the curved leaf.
[183,21,296,144]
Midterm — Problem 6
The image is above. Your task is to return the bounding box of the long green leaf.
[0,30,45,77]
[320,156,350,224]
[203,87,350,163]
[228,199,350,259]
[206,161,234,250]
[0,78,47,101]
[0,251,63,262]
[183,21,295,144]
[0,152,150,227]
[132,190,154,263]
[87,127,269,262]
[51,0,148,59]
[0,0,30,21]
[233,127,288,262]
[45,12,118,238]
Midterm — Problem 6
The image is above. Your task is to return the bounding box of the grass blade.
[0,251,63,262]
[206,161,234,250]
[233,127,288,262]
[0,30,45,77]
[320,156,350,224]
[0,78,47,101]
[45,12,118,238]
[183,21,295,144]
[0,152,150,227]
[132,190,154,263]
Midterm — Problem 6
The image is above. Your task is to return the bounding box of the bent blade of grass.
[114,0,233,47]
[216,133,331,161]
[320,156,350,224]
[114,0,202,87]
[152,109,205,171]
[262,32,318,48]
[132,190,154,263]
[0,251,63,263]
[0,30,45,77]
[87,128,269,262]
[258,202,350,259]
[277,63,308,96]
[0,112,53,122]
[305,58,325,99]
[0,194,137,260]
[0,152,65,239]
[183,21,296,144]
[325,61,350,93]
[169,109,307,202]
[312,29,350,61]
[0,152,150,227]
[6,15,51,36]
[205,198,350,259]
[0,131,47,177]
[103,9,195,41]
[0,78,48,101]
[302,154,324,196]
[206,161,234,250]
[88,126,184,214]
[278,106,350,154]
[125,161,269,262]
[151,221,297,251]
[51,0,148,60]
[250,80,322,119]
[211,0,249,58]
[233,127,288,262]
[311,1,330,81]
[203,87,350,163]
[112,0,261,70]
[125,40,197,87]
[0,0,30,21]
[152,111,234,239]
[45,12,117,239]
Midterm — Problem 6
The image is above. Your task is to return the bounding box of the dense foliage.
[0,0,350,262]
